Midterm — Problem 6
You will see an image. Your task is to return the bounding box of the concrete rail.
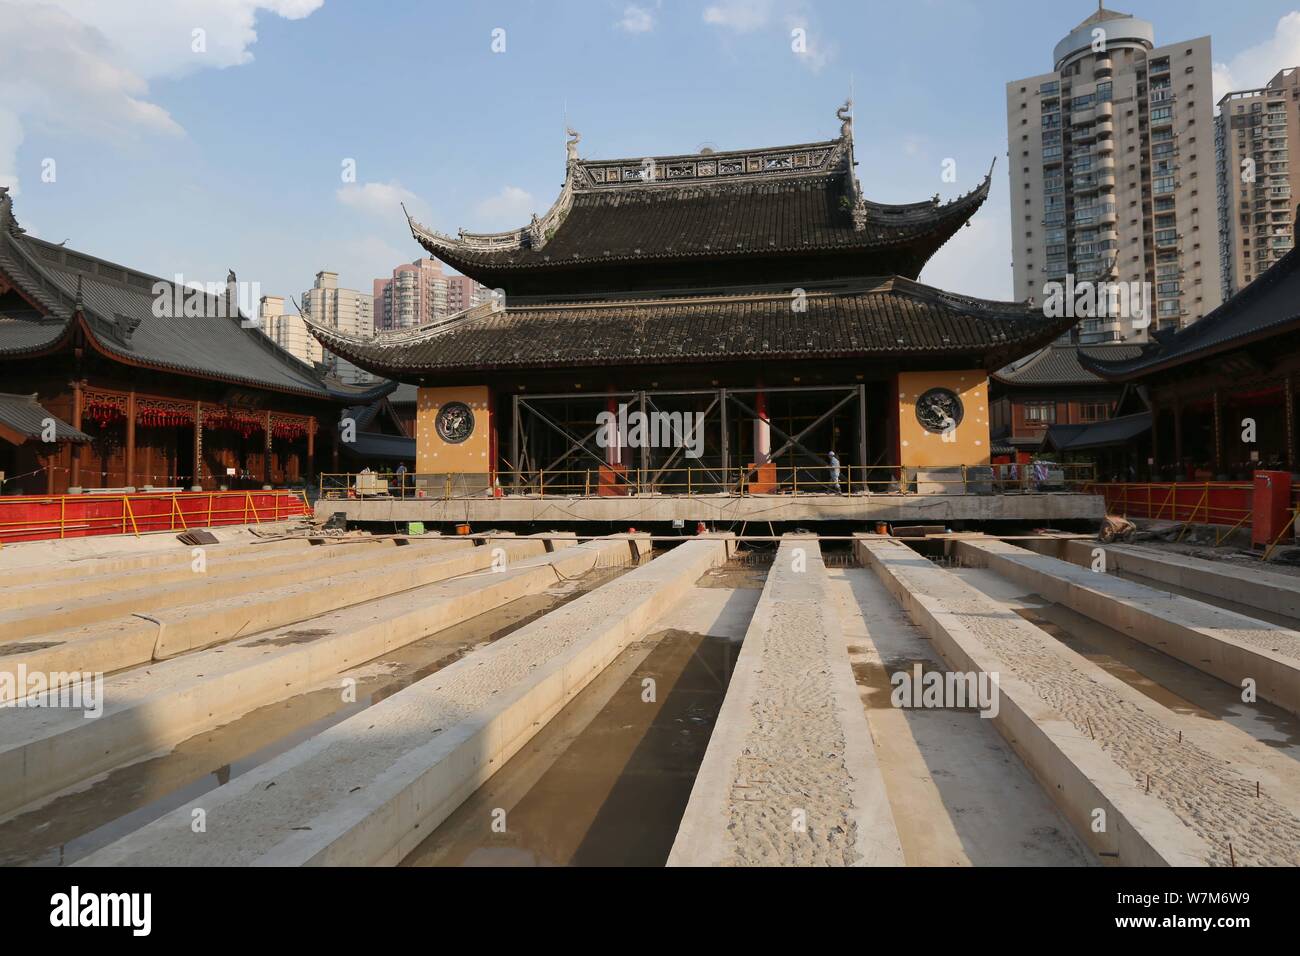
[669,536,902,866]
[77,536,732,866]
[955,538,1300,717]
[863,535,1300,866]
[0,538,464,641]
[0,538,408,612]
[1030,537,1300,622]
[0,535,645,819]
[0,535,559,701]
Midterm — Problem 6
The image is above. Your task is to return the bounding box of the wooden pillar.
[1286,374,1296,471]
[1149,400,1160,475]
[719,388,729,482]
[857,384,869,476]
[1212,389,1223,474]
[264,410,273,485]
[1173,400,1184,476]
[45,450,56,495]
[125,390,137,488]
[193,402,203,490]
[306,421,316,485]
[71,381,82,487]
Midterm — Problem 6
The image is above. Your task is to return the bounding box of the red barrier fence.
[0,490,311,544]
[1083,482,1256,528]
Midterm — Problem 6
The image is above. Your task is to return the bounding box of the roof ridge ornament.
[837,99,853,141]
[566,127,581,165]
[837,100,868,231]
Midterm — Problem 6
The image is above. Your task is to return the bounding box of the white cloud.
[703,0,774,32]
[0,0,323,191]
[617,4,655,34]
[1213,12,1300,106]
[473,185,536,229]
[336,180,423,219]
[702,0,834,72]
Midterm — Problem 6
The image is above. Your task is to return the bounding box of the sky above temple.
[3,0,1300,309]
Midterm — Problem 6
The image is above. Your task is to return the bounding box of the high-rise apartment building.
[373,257,493,331]
[446,272,494,313]
[1007,5,1221,343]
[1215,68,1300,300]
[259,294,323,368]
[301,271,375,384]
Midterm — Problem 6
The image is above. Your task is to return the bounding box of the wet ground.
[401,627,737,866]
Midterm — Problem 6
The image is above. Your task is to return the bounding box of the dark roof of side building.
[1040,412,1152,452]
[1083,243,1300,381]
[993,342,1145,386]
[0,392,91,443]
[0,188,393,403]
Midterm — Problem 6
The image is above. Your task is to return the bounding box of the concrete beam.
[0,536,555,700]
[858,535,1216,866]
[0,535,646,820]
[316,493,1105,526]
[0,538,463,642]
[1034,538,1300,622]
[0,538,409,612]
[76,536,732,866]
[955,538,1300,717]
[669,536,902,866]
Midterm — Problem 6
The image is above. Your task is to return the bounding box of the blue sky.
[4,0,1300,309]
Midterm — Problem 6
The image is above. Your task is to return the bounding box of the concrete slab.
[860,535,1300,866]
[956,538,1300,717]
[0,536,543,699]
[76,536,732,866]
[1042,538,1300,622]
[0,537,460,642]
[0,521,305,576]
[0,535,647,820]
[317,492,1105,526]
[828,567,1093,866]
[0,538,406,612]
[668,536,902,866]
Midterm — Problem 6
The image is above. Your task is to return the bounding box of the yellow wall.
[416,386,492,474]
[897,371,990,468]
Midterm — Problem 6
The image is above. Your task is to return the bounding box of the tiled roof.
[0,189,393,403]
[0,392,91,443]
[413,175,990,272]
[1040,412,1151,452]
[407,129,993,288]
[994,342,1144,385]
[306,278,1072,378]
[1084,244,1300,381]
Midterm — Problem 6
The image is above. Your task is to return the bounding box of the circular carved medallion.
[436,402,475,444]
[915,388,964,434]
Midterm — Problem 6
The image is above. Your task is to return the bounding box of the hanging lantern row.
[136,404,195,428]
[203,409,265,439]
[271,421,309,441]
[84,398,126,429]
